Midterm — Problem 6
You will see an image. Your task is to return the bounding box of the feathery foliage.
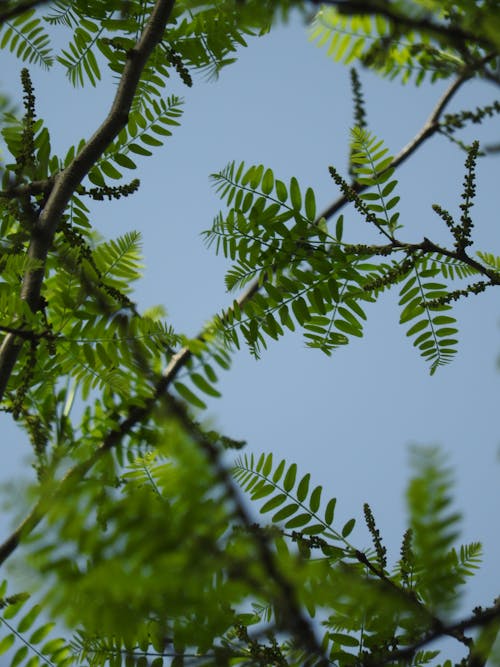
[0,1,499,666]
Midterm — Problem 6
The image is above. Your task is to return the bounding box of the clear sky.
[1,7,499,659]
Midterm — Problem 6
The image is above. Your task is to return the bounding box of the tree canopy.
[0,1,499,666]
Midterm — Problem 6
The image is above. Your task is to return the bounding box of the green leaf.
[305,187,316,221]
[262,453,273,477]
[173,382,206,410]
[335,215,344,241]
[41,638,66,654]
[283,463,297,492]
[329,632,359,647]
[252,483,274,500]
[275,179,287,202]
[11,646,29,667]
[29,622,55,644]
[292,297,310,325]
[129,142,152,156]
[260,493,286,514]
[17,604,42,632]
[341,518,356,538]
[0,634,14,653]
[296,473,310,502]
[261,168,274,195]
[285,513,311,529]
[309,485,322,513]
[190,373,221,398]
[272,459,286,483]
[3,598,28,620]
[100,160,122,179]
[290,176,301,211]
[272,503,299,523]
[113,153,137,169]
[324,498,336,525]
[88,166,105,186]
[406,319,428,337]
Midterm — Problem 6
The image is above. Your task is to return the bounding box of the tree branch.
[0,178,55,199]
[310,0,497,52]
[379,599,500,665]
[0,0,52,26]
[0,0,176,403]
[0,67,483,567]
[319,72,469,223]
[166,393,329,665]
[154,73,474,406]
[0,388,329,664]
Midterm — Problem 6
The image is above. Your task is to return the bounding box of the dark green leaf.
[341,518,356,538]
[296,473,310,502]
[290,176,301,210]
[100,160,122,179]
[272,503,299,523]
[283,463,297,492]
[305,187,316,221]
[324,498,336,525]
[329,632,359,647]
[309,485,322,513]
[262,453,273,477]
[260,493,287,514]
[285,513,311,529]
[272,459,286,483]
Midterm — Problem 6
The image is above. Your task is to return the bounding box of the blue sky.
[1,7,499,659]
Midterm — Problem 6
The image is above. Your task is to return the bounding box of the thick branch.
[0,178,54,199]
[0,0,52,25]
[0,0,176,403]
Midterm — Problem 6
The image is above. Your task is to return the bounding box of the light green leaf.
[190,373,221,398]
[0,634,14,654]
[29,622,55,644]
[17,604,42,632]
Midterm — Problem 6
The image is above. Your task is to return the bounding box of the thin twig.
[379,600,500,665]
[320,72,469,223]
